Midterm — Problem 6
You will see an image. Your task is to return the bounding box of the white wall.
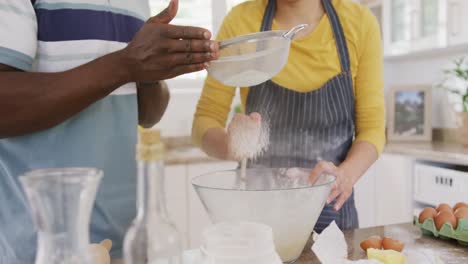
[384,50,468,128]
[157,78,241,137]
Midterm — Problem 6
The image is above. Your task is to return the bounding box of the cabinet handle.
[450,2,460,37]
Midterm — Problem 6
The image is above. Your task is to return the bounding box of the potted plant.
[438,57,468,146]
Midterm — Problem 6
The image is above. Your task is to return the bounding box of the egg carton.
[414,216,468,246]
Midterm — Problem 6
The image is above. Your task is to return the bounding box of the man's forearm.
[137,81,170,128]
[0,50,130,138]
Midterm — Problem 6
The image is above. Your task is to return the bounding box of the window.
[391,0,411,43]
[149,0,214,80]
[147,0,251,85]
[149,0,213,32]
[420,0,438,38]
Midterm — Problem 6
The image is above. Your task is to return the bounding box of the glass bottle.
[19,168,103,264]
[124,128,182,264]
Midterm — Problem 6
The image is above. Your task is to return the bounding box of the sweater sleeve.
[191,14,238,147]
[0,0,37,71]
[353,8,386,154]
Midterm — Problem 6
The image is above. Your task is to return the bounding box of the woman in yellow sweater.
[193,0,385,232]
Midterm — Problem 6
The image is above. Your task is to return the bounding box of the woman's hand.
[88,239,112,264]
[227,112,262,160]
[309,161,357,211]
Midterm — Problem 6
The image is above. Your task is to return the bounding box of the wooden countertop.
[385,142,468,166]
[163,136,468,166]
[297,223,468,263]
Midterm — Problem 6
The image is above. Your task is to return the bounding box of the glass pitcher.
[20,168,103,264]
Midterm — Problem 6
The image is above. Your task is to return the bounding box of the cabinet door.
[165,165,189,249]
[187,161,238,249]
[374,154,414,226]
[384,0,413,55]
[447,0,468,46]
[354,163,378,228]
[411,0,447,50]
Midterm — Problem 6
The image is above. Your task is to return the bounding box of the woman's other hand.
[227,112,262,160]
[309,161,356,211]
[88,239,112,264]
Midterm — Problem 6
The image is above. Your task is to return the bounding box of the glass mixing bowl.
[192,168,335,263]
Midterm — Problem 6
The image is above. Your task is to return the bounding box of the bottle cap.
[137,127,164,161]
[138,127,161,146]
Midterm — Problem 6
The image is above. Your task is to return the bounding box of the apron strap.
[260,0,276,32]
[322,0,351,73]
[260,0,351,73]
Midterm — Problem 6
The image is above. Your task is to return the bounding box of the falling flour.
[228,116,270,180]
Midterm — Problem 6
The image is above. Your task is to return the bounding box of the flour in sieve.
[223,70,272,87]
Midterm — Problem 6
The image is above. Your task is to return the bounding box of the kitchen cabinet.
[355,153,414,228]
[374,153,414,226]
[362,0,468,58]
[447,0,468,46]
[165,165,189,249]
[383,0,413,55]
[411,0,447,50]
[382,0,446,55]
[354,162,378,228]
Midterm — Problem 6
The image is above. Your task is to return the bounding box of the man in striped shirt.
[0,0,218,262]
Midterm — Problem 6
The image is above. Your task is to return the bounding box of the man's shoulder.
[33,0,150,21]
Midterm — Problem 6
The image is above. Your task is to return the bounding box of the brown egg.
[454,207,468,220]
[436,203,452,213]
[382,237,405,252]
[360,236,383,251]
[435,210,458,230]
[418,207,438,223]
[453,202,468,212]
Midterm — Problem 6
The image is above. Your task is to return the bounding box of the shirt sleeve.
[0,0,38,71]
[354,8,386,154]
[191,14,238,147]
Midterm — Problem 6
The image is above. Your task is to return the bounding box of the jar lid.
[201,222,279,259]
[138,127,161,145]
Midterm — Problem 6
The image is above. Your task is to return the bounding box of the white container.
[200,222,282,264]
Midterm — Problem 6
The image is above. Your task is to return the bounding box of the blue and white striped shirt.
[0,0,150,262]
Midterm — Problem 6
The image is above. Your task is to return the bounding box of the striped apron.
[246,0,359,232]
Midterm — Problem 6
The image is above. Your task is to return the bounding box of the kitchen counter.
[385,142,468,166]
[163,136,216,165]
[165,147,216,165]
[297,223,468,263]
[163,136,468,166]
